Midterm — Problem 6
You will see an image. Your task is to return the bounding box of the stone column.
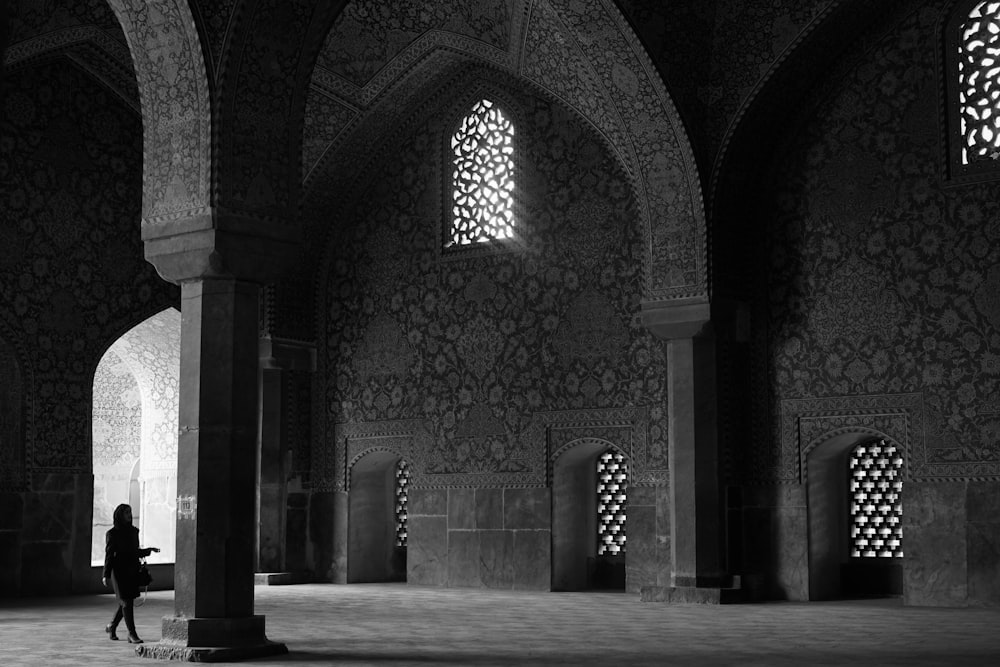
[136,216,299,659]
[642,300,735,603]
[135,279,286,660]
[256,364,284,574]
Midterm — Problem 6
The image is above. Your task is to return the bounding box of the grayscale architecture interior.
[1,0,998,664]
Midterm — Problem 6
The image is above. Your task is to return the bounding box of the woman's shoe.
[105,624,119,641]
[127,634,143,644]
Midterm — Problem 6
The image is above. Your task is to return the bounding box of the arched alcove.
[348,450,408,583]
[91,308,180,565]
[552,439,629,592]
[806,431,905,600]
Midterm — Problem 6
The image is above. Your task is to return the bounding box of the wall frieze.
[780,392,1000,484]
[325,406,658,492]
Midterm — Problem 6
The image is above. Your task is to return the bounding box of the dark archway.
[806,432,904,600]
[348,450,408,583]
[552,439,628,591]
[90,307,180,566]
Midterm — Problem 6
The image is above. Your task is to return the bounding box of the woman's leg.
[106,606,123,639]
[123,598,142,642]
[108,573,124,638]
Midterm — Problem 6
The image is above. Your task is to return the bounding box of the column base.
[135,642,288,662]
[254,571,311,585]
[135,615,288,662]
[640,585,744,604]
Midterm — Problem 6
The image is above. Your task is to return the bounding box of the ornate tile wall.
[0,61,178,481]
[757,3,1000,484]
[317,86,668,492]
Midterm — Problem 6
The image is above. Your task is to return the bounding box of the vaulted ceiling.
[2,0,919,301]
[4,0,896,199]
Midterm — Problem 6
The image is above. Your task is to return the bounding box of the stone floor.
[1,584,999,665]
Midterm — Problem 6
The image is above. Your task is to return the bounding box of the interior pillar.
[256,365,285,573]
[641,300,736,603]
[667,335,724,587]
[133,269,288,659]
[255,337,315,584]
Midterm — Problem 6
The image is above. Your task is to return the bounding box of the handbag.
[137,559,152,587]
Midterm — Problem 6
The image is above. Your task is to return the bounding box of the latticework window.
[956,1,1000,165]
[849,440,903,558]
[597,450,627,556]
[448,99,515,247]
[394,459,410,547]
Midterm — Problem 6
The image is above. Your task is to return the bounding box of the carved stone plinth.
[135,616,287,662]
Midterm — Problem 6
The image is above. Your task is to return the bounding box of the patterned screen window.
[448,99,515,247]
[956,1,1000,165]
[597,450,627,556]
[394,459,411,547]
[849,440,903,558]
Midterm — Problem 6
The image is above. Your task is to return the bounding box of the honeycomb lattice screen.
[957,1,1000,164]
[395,459,410,547]
[849,440,903,558]
[597,450,627,556]
[449,99,515,246]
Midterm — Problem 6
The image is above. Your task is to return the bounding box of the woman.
[102,503,159,644]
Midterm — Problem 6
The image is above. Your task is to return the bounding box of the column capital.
[259,337,316,372]
[640,298,712,340]
[142,207,299,284]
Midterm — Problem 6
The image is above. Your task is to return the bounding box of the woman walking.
[102,503,159,644]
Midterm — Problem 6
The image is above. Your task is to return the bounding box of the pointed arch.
[218,0,349,222]
[709,1,905,300]
[805,430,907,600]
[102,0,212,223]
[347,448,409,583]
[552,437,631,591]
[303,0,707,302]
[91,308,180,565]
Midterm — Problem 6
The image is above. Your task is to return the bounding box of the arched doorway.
[806,432,904,600]
[91,308,180,565]
[348,450,409,583]
[552,439,628,591]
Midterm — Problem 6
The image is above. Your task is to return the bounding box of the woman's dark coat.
[103,506,152,601]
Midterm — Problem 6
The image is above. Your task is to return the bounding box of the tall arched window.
[948,1,1000,177]
[448,98,515,248]
[848,439,903,559]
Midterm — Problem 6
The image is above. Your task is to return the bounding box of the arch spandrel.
[524,0,707,303]
[218,0,349,224]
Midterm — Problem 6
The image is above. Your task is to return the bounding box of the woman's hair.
[112,503,133,528]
